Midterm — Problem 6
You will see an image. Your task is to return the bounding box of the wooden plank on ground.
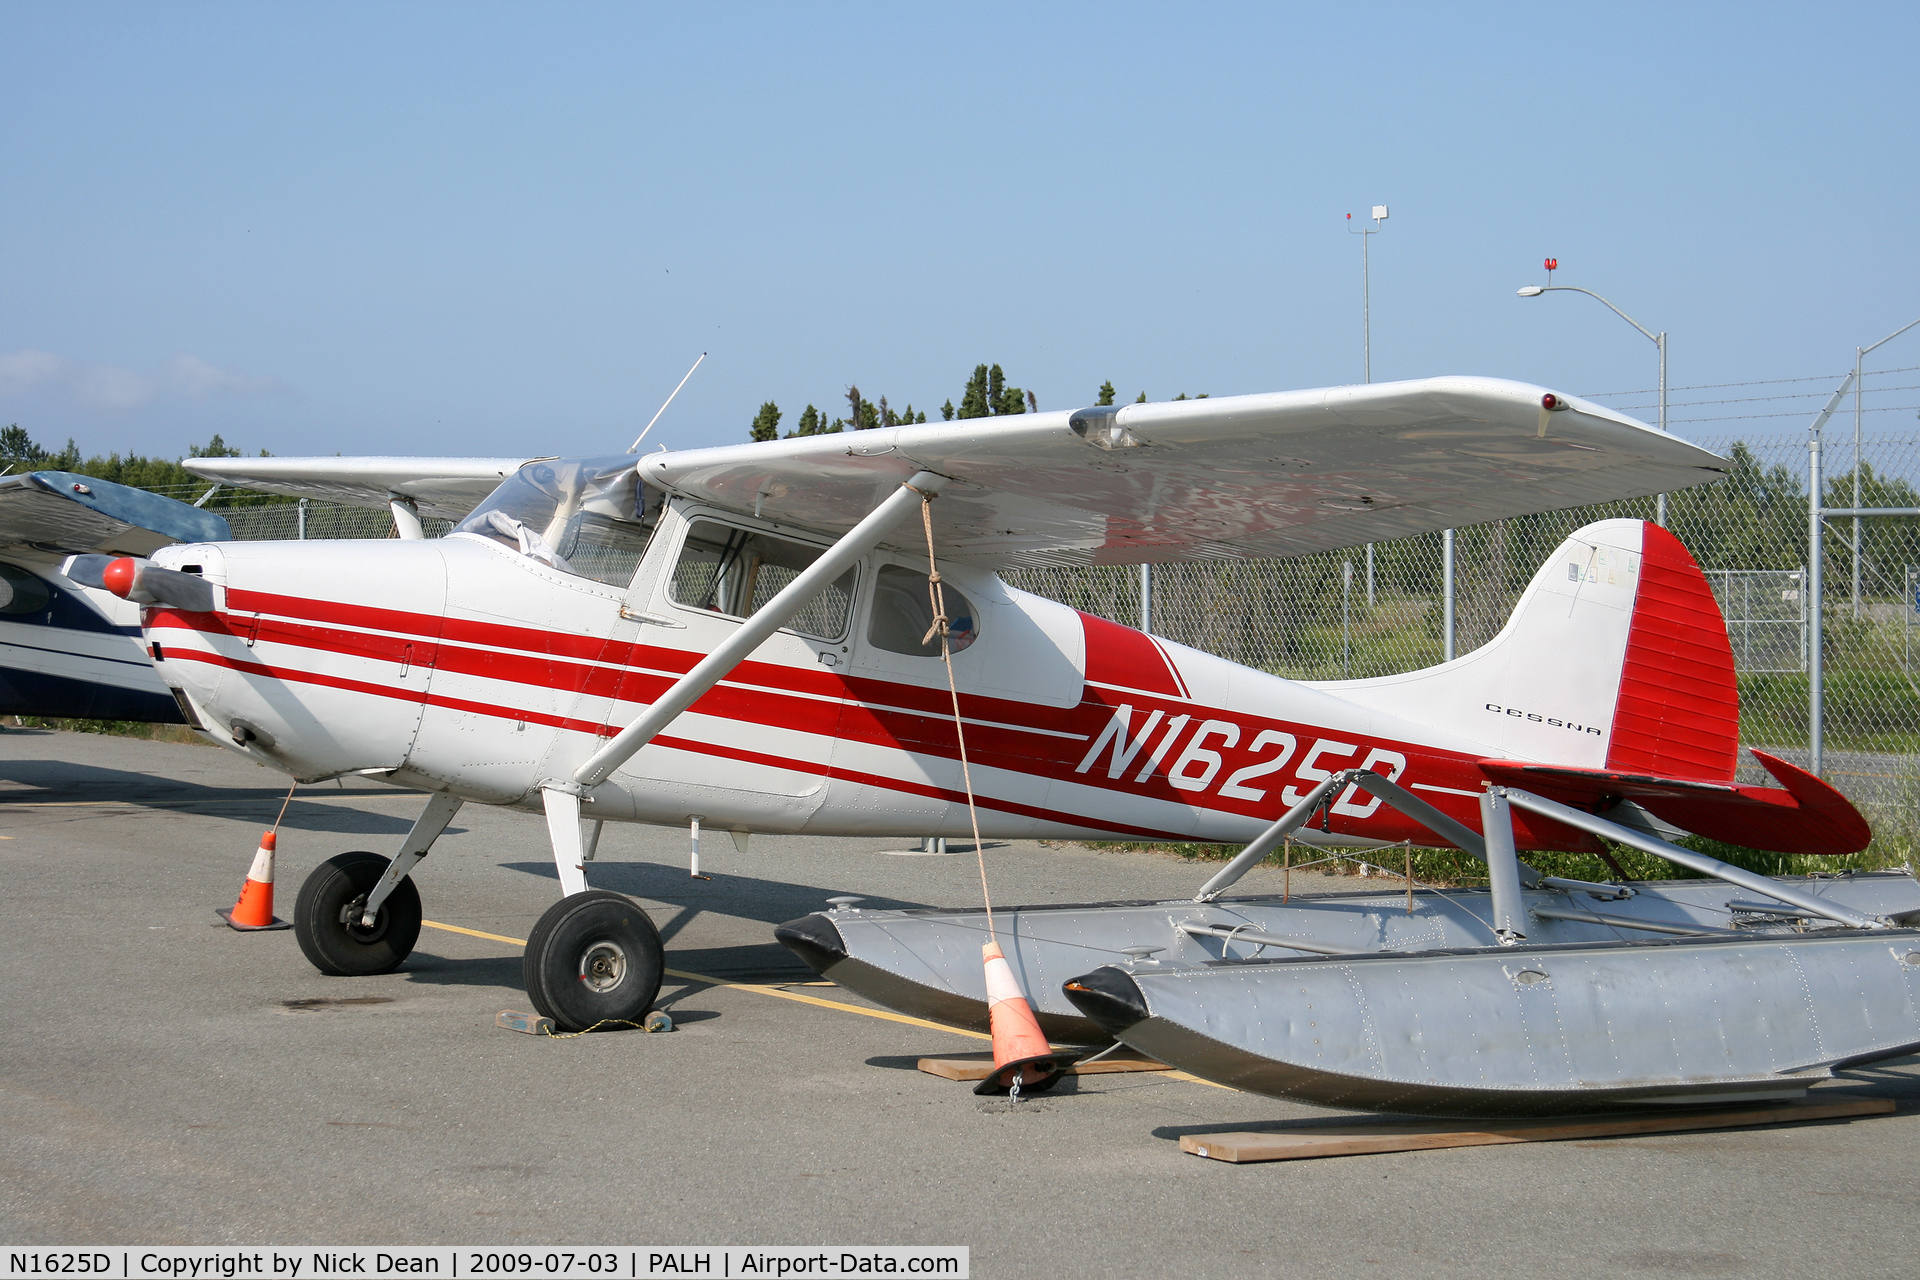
[1180,1096,1896,1163]
[918,1051,1169,1081]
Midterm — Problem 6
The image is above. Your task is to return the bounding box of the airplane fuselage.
[140,497,1592,851]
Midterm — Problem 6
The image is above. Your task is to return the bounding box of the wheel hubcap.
[579,940,628,993]
[339,893,389,944]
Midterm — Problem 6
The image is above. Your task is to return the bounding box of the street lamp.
[1349,205,1389,621]
[1349,206,1388,383]
[1517,275,1670,526]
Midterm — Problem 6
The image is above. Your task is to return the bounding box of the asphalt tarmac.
[3,727,1918,1279]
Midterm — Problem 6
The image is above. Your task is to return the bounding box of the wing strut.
[1501,788,1885,930]
[388,492,426,540]
[542,472,950,860]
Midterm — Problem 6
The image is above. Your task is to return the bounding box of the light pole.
[1517,275,1669,527]
[1349,206,1388,382]
[1350,206,1387,613]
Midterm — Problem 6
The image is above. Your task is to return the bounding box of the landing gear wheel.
[523,890,663,1033]
[293,851,422,976]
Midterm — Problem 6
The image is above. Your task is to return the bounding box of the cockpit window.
[451,456,664,587]
[868,564,978,656]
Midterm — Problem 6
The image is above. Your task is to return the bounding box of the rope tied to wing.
[915,487,995,940]
[271,779,297,837]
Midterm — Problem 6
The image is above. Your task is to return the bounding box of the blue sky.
[2,2,1915,461]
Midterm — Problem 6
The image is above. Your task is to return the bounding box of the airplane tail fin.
[1327,518,1868,855]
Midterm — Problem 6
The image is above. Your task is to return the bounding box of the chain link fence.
[207,500,453,541]
[204,433,1920,848]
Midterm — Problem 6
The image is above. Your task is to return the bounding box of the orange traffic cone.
[973,939,1067,1096]
[217,831,291,931]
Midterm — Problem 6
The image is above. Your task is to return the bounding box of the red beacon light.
[1541,393,1570,411]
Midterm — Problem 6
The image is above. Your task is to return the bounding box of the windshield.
[452,456,664,587]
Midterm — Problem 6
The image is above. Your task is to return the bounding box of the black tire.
[523,890,663,1033]
[293,851,422,976]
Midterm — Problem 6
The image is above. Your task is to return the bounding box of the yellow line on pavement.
[420,918,989,1041]
[421,919,526,946]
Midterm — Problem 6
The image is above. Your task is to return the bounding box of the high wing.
[642,376,1727,566]
[182,455,536,522]
[0,470,230,557]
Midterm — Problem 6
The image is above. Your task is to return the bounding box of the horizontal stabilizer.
[1479,750,1871,856]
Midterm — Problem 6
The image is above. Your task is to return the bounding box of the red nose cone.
[102,557,139,599]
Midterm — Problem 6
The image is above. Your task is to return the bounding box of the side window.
[669,519,855,639]
[868,564,979,656]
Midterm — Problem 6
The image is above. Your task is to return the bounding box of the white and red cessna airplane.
[107,376,1863,1031]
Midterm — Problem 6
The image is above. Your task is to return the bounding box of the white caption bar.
[2,1250,967,1280]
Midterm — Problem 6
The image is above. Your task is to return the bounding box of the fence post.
[1139,563,1152,634]
[1809,427,1823,775]
[297,498,308,541]
[1442,528,1456,661]
[1342,560,1353,677]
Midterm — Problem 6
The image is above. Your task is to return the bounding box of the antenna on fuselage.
[629,352,707,452]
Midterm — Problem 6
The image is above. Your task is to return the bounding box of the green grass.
[1079,832,1912,888]
[6,716,209,745]
[1738,668,1920,753]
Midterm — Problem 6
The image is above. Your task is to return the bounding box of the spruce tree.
[1135,391,1147,403]
[1097,381,1115,406]
[987,364,1024,415]
[749,401,782,442]
[791,404,822,437]
[941,399,956,421]
[958,366,990,419]
[0,424,46,464]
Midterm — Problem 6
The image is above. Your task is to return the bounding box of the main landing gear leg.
[526,784,663,1032]
[540,784,592,896]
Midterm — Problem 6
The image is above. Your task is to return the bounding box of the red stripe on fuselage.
[161,644,1198,841]
[151,591,1546,847]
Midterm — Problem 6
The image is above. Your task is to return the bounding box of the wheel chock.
[496,1009,555,1035]
[497,1008,672,1035]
